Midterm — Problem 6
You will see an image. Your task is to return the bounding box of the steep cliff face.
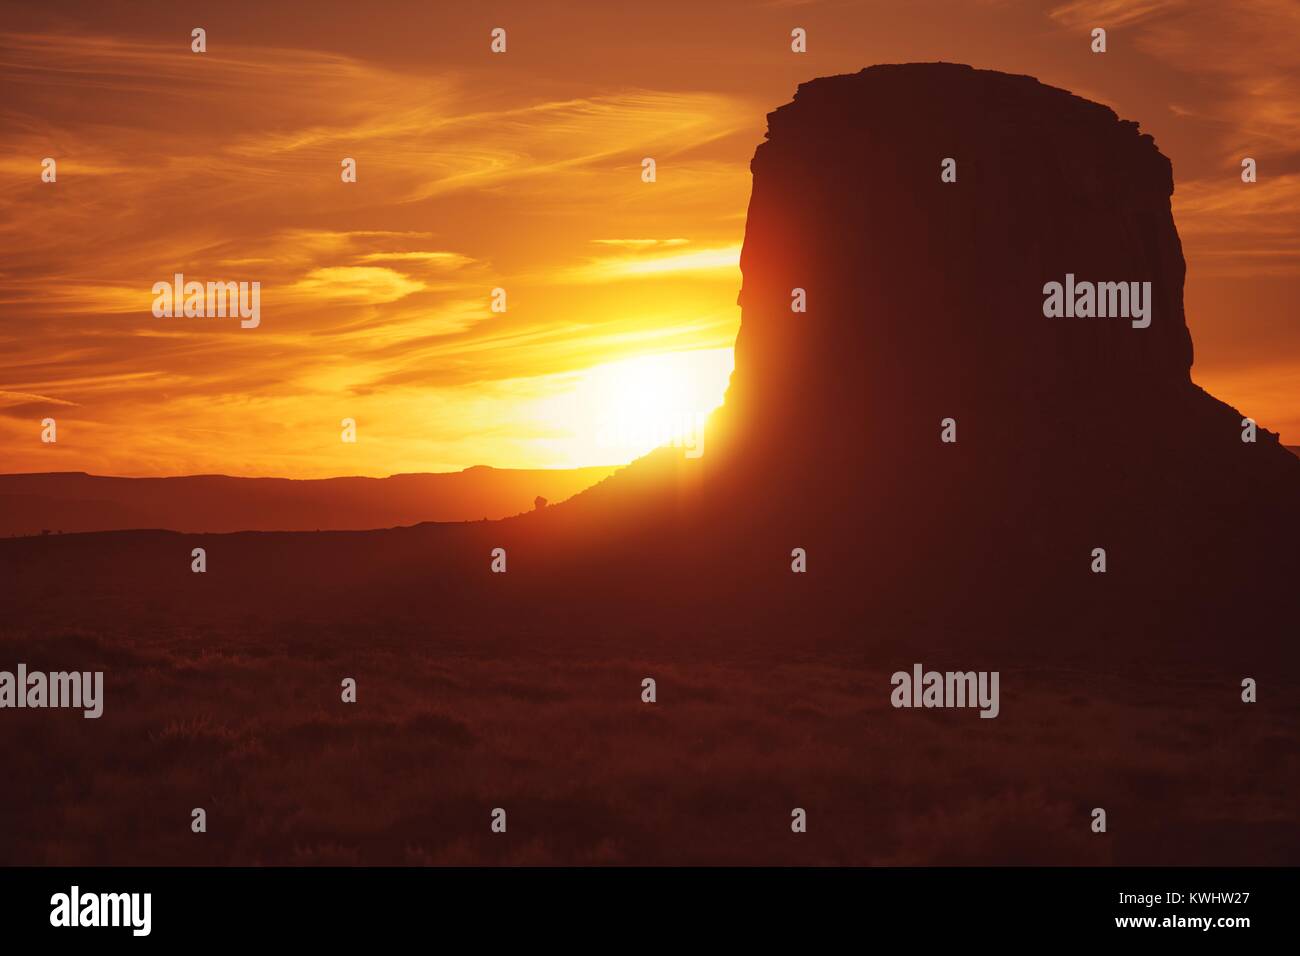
[699,63,1299,654]
[534,66,1299,654]
[726,63,1290,472]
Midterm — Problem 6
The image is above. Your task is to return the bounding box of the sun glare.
[529,348,735,467]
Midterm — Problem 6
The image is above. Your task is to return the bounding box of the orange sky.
[3,0,1298,477]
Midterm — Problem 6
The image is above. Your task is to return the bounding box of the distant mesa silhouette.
[0,466,616,535]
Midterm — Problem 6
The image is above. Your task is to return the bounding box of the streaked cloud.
[559,245,742,283]
[591,239,691,248]
[286,267,426,303]
[1049,0,1185,29]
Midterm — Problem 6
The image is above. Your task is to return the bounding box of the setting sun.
[528,347,734,466]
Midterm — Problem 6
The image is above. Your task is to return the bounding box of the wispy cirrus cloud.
[0,27,748,475]
[1048,0,1185,29]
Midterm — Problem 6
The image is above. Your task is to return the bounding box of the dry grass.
[1,626,1295,865]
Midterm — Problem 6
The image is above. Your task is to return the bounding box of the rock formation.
[681,64,1300,660]
[3,65,1296,661]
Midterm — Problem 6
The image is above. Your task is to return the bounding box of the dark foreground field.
[2,418,1298,866]
[2,612,1295,866]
